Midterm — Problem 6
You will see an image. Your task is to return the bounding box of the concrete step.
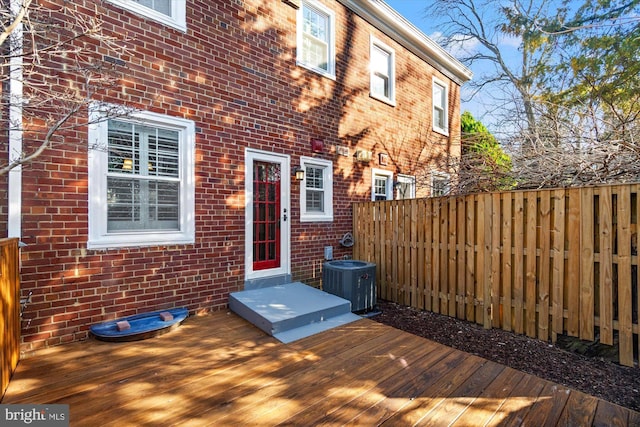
[229,282,361,343]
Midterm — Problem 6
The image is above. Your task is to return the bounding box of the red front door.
[253,161,281,271]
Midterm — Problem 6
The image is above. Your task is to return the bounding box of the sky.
[384,0,492,124]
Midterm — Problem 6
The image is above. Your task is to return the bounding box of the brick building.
[2,0,471,352]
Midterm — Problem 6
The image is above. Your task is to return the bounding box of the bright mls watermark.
[1,405,69,426]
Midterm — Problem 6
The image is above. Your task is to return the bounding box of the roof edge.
[337,0,473,85]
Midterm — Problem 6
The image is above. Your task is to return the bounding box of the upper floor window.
[372,168,394,201]
[88,108,195,249]
[297,0,336,79]
[431,171,450,197]
[300,157,333,222]
[395,175,416,199]
[432,77,449,135]
[370,37,395,105]
[107,0,186,32]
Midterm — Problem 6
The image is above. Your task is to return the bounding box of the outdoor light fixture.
[356,149,373,163]
[122,158,133,170]
[293,166,305,181]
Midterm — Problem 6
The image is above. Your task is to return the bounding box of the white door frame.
[244,148,291,281]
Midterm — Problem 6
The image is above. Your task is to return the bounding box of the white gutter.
[8,0,24,238]
[337,0,473,85]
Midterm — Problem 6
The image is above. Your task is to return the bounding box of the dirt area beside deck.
[373,300,640,412]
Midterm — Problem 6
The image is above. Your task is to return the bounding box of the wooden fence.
[353,184,640,368]
[0,238,20,398]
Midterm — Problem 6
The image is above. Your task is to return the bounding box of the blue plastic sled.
[90,307,189,342]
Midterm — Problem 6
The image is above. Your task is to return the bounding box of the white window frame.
[370,36,396,106]
[371,168,394,201]
[300,156,333,222]
[431,171,451,197]
[87,107,195,249]
[432,77,449,136]
[296,0,336,79]
[106,0,187,32]
[395,174,416,199]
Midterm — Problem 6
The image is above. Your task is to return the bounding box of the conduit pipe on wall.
[8,0,24,238]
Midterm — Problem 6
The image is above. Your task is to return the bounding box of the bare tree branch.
[1,0,131,174]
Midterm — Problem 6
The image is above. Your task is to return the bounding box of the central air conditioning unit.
[322,260,376,312]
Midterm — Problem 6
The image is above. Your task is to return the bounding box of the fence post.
[1,238,20,398]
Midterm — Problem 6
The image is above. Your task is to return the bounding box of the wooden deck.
[3,312,639,426]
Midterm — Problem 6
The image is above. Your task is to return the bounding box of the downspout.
[8,0,23,238]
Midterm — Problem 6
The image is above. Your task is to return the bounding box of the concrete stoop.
[229,282,361,343]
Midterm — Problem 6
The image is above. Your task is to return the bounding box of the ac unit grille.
[322,261,376,312]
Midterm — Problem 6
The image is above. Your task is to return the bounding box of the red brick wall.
[9,0,462,354]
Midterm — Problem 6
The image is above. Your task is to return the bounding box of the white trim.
[371,168,394,201]
[8,0,23,239]
[369,36,396,106]
[432,77,449,136]
[87,108,195,249]
[395,174,416,199]
[336,0,472,84]
[296,0,336,80]
[244,148,291,281]
[300,156,333,222]
[106,0,187,32]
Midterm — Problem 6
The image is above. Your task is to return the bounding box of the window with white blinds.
[107,0,186,31]
[300,157,333,222]
[305,166,325,212]
[88,108,195,249]
[106,121,180,232]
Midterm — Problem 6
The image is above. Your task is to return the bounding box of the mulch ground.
[372,299,640,412]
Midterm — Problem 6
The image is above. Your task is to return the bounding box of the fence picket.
[378,203,386,300]
[616,186,633,366]
[636,186,640,362]
[416,199,425,310]
[525,192,538,338]
[551,189,566,342]
[391,203,402,302]
[476,195,486,324]
[425,198,433,312]
[580,188,595,341]
[491,193,501,328]
[399,201,407,304]
[513,192,525,334]
[440,199,449,314]
[502,193,513,332]
[482,194,492,329]
[466,196,476,322]
[457,197,467,319]
[449,198,458,317]
[566,189,581,337]
[410,199,418,308]
[539,191,551,341]
[432,198,441,313]
[599,186,614,345]
[405,200,412,306]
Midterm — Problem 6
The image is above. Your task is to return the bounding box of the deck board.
[2,312,638,426]
[450,367,528,426]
